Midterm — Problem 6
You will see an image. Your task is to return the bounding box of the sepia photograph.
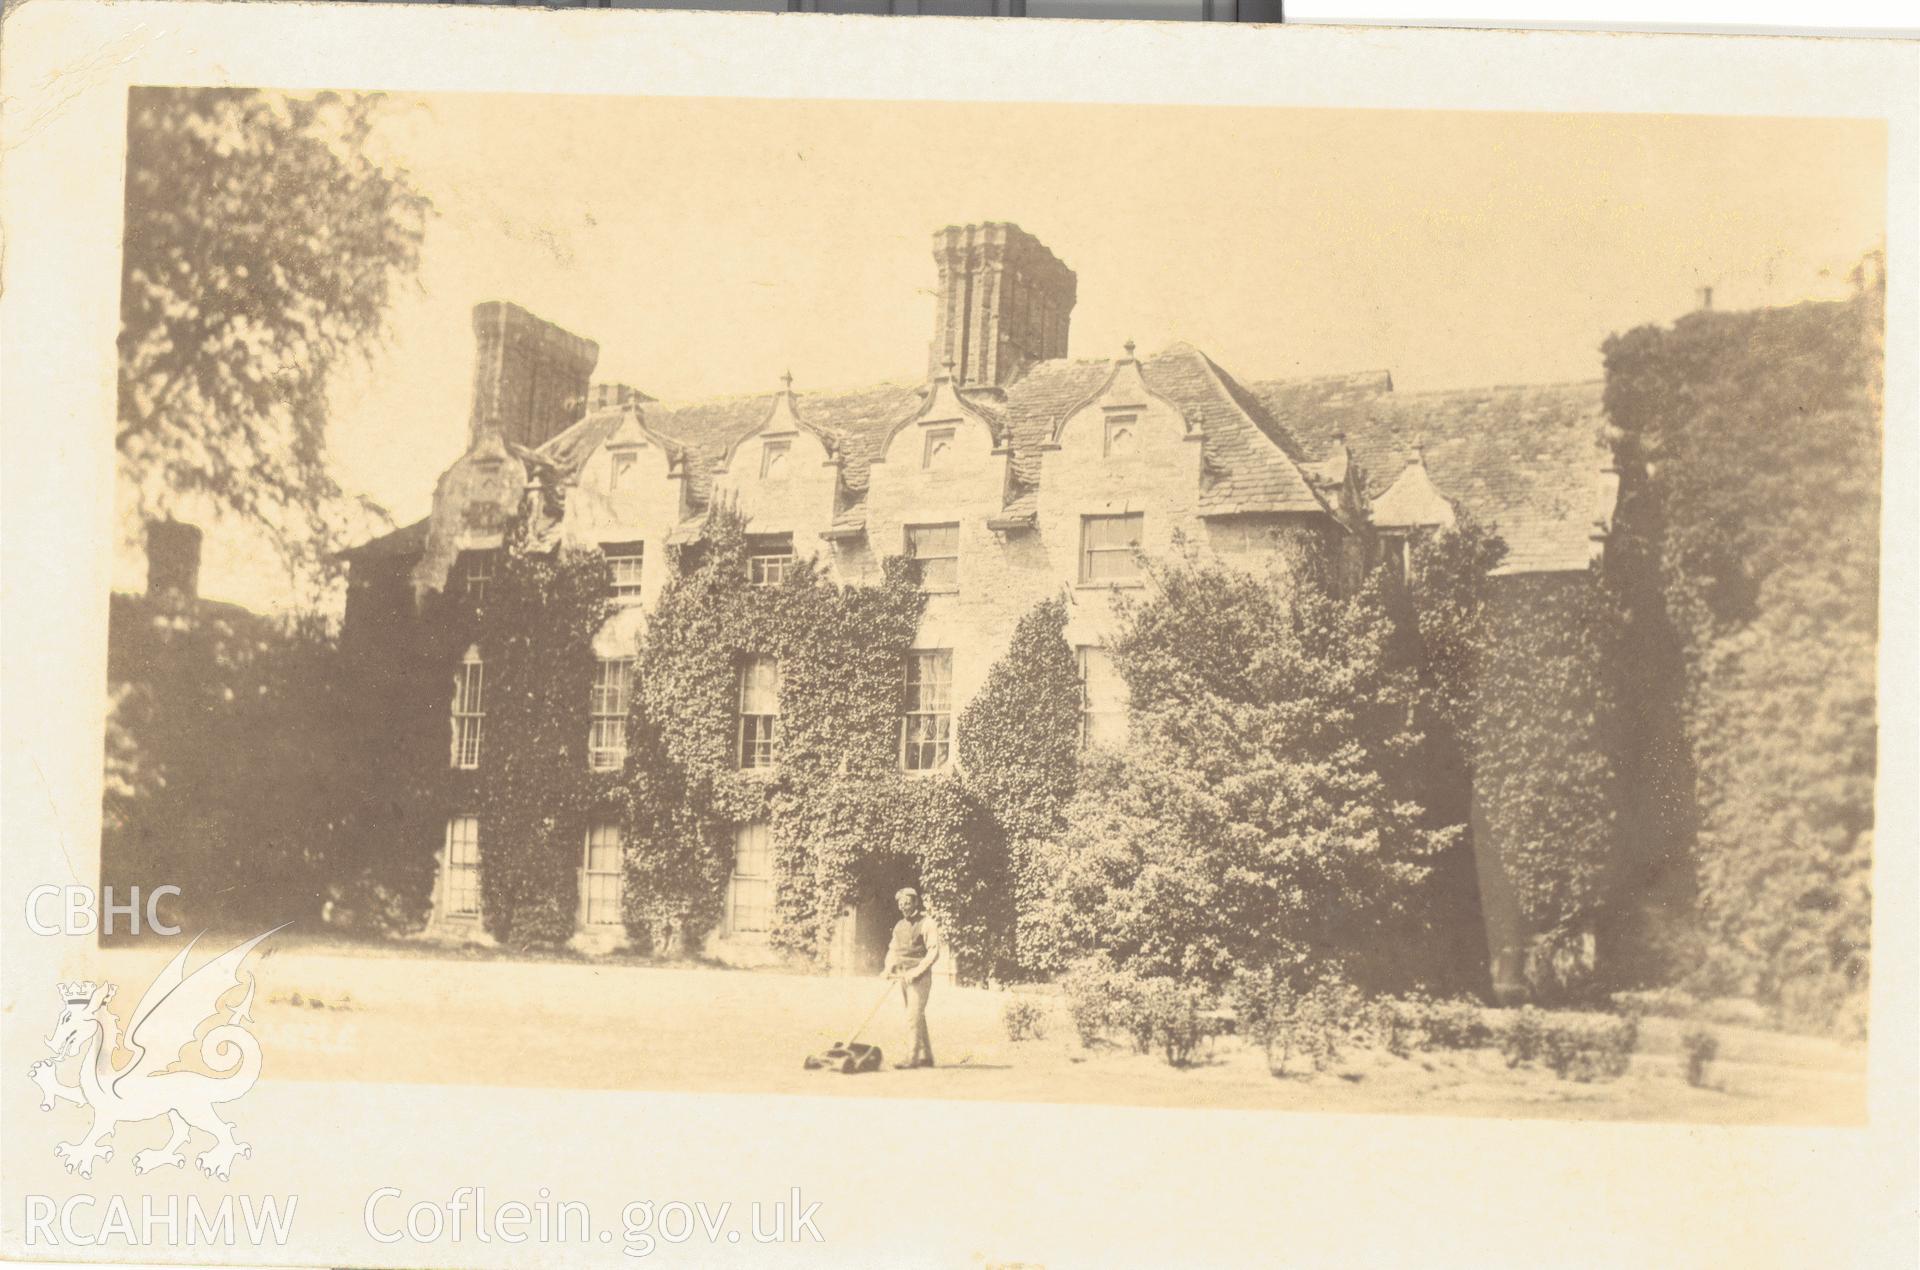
[2,6,1913,1267]
[87,88,1884,1120]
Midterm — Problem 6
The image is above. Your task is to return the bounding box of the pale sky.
[153,94,1887,612]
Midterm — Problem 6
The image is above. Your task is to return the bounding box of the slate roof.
[1253,376,1611,575]
[337,514,430,561]
[343,347,1607,578]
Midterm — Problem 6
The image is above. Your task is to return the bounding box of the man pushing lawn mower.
[802,887,942,1074]
[884,887,941,1069]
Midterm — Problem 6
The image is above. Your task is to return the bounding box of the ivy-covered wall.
[956,597,1083,978]
[474,533,619,947]
[334,483,1655,1004]
[1603,285,1881,1031]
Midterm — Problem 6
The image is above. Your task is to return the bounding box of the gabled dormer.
[707,374,842,561]
[873,361,1006,474]
[1371,445,1457,581]
[862,363,1012,579]
[568,404,692,533]
[1050,340,1198,453]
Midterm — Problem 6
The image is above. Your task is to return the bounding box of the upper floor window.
[442,816,481,918]
[610,450,638,493]
[462,550,497,605]
[1077,646,1127,750]
[604,542,644,604]
[902,650,954,772]
[760,439,791,480]
[451,648,485,770]
[738,655,780,769]
[727,821,774,936]
[580,822,623,927]
[923,427,955,470]
[1104,414,1138,458]
[1380,531,1412,586]
[1080,513,1144,585]
[589,657,634,771]
[748,533,794,587]
[906,523,959,593]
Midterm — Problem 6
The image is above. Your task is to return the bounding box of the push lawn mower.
[802,981,896,1074]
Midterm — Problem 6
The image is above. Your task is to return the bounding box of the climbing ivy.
[622,503,1017,972]
[475,527,619,948]
[1604,283,1880,1031]
[330,562,485,934]
[957,596,1083,978]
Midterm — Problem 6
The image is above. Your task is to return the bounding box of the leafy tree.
[1603,276,1881,1031]
[116,88,428,587]
[1034,548,1454,988]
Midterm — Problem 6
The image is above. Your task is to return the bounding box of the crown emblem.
[57,980,97,1004]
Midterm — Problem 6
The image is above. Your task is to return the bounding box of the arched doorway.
[828,854,920,975]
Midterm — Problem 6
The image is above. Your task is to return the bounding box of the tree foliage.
[117,88,428,584]
[1466,568,1628,992]
[102,598,354,929]
[1603,282,1881,1030]
[1035,549,1454,988]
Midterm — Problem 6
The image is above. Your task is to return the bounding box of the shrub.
[1290,978,1362,1073]
[1611,987,1698,1019]
[1060,958,1215,1066]
[1681,1027,1719,1087]
[1370,996,1418,1058]
[1061,954,1117,1048]
[1422,997,1494,1050]
[1500,1006,1547,1068]
[1140,976,1213,1068]
[1229,965,1297,1075]
[1002,996,1049,1043]
[1104,970,1158,1055]
[1502,1008,1639,1082]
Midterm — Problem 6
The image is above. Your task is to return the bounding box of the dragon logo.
[28,927,284,1181]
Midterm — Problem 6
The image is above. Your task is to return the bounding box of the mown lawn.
[72,935,1865,1125]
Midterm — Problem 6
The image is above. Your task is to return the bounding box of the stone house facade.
[341,222,1619,993]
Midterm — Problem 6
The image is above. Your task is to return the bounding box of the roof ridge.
[639,375,928,411]
[1385,378,1603,400]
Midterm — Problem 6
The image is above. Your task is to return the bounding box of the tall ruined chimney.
[929,223,1077,389]
[145,520,201,608]
[469,301,601,450]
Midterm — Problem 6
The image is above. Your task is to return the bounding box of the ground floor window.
[443,816,481,917]
[727,821,774,936]
[581,821,624,927]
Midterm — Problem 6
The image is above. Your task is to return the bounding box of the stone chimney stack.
[929,223,1076,389]
[145,520,201,608]
[469,301,601,450]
